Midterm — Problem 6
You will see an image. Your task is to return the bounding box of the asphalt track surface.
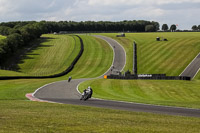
[33,35,200,118]
[180,53,200,79]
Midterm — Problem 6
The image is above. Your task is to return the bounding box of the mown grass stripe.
[141,39,186,74]
[69,36,96,78]
[80,79,200,108]
[17,34,77,76]
[140,43,174,73]
[67,35,113,79]
[138,41,167,69]
[165,39,197,75]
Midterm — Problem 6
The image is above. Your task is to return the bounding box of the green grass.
[67,35,113,78]
[100,32,200,76]
[0,33,200,132]
[0,77,199,132]
[0,79,55,100]
[77,32,200,109]
[0,34,113,100]
[18,34,80,76]
[0,35,6,40]
[0,34,79,76]
[79,79,200,109]
[0,34,113,78]
[0,70,26,76]
[0,100,200,133]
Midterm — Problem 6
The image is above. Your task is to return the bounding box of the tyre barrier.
[107,74,191,81]
[0,35,84,80]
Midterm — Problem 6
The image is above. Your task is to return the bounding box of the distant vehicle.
[116,33,125,37]
[156,37,168,41]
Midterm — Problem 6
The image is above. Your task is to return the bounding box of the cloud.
[0,0,14,14]
[0,0,200,29]
[87,0,200,6]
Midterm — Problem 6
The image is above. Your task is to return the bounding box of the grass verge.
[79,79,200,109]
[0,100,200,133]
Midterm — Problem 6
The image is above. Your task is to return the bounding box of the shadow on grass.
[1,37,55,72]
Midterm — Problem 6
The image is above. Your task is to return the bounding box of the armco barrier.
[107,74,191,81]
[0,35,84,80]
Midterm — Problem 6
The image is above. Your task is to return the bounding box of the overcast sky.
[0,0,200,30]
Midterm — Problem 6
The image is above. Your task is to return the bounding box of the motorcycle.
[80,89,93,101]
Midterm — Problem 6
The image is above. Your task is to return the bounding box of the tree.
[198,25,200,31]
[145,25,155,32]
[6,33,24,52]
[170,24,176,32]
[192,25,198,31]
[0,41,6,63]
[0,26,12,35]
[152,21,160,31]
[162,24,168,31]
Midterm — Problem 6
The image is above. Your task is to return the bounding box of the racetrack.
[34,35,126,100]
[180,53,200,79]
[33,35,200,118]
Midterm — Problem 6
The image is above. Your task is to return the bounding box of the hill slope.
[102,32,200,76]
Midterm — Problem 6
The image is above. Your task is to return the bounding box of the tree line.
[0,21,47,64]
[0,20,159,65]
[161,24,177,32]
[44,20,159,33]
[162,24,200,32]
[0,20,159,33]
[191,25,200,31]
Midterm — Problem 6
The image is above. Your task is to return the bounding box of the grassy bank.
[77,32,200,109]
[79,79,200,109]
[0,34,79,76]
[0,35,113,78]
[101,32,200,76]
[0,33,200,132]
[0,34,113,99]
[0,100,200,133]
[18,34,80,76]
[67,35,113,78]
[0,77,199,132]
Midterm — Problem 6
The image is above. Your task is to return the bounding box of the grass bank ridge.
[0,35,84,80]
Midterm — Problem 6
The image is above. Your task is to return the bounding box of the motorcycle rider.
[80,86,93,100]
[87,86,93,98]
[68,76,72,82]
[80,89,87,100]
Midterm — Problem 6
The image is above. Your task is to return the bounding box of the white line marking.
[32,34,125,102]
[108,37,126,72]
[32,80,65,97]
[31,35,200,112]
[93,35,115,77]
[179,52,200,76]
[91,97,200,111]
[192,67,200,79]
[77,35,127,94]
